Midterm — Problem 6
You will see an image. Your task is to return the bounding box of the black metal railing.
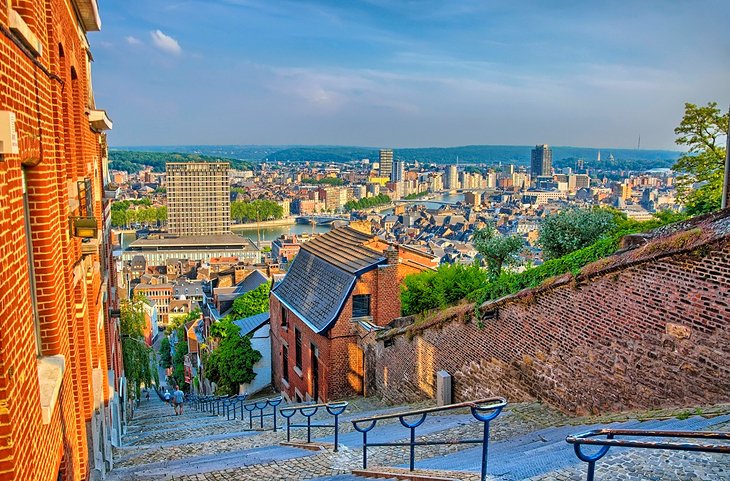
[351,397,507,481]
[566,429,730,481]
[279,401,349,451]
[239,396,283,430]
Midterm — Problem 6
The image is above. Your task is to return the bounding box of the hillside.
[109,150,253,173]
[112,144,681,172]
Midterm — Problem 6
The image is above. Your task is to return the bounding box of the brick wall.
[371,239,730,414]
[0,2,112,480]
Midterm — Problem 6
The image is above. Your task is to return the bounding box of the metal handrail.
[566,428,730,481]
[241,396,283,430]
[351,397,507,481]
[279,401,349,452]
[221,395,248,419]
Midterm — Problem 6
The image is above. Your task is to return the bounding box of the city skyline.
[92,1,728,149]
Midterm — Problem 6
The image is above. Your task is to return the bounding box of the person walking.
[173,385,185,415]
[164,389,171,405]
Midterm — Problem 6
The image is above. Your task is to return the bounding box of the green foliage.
[120,295,154,399]
[538,208,617,260]
[401,263,487,316]
[165,308,201,335]
[171,327,189,390]
[159,337,172,369]
[473,225,523,278]
[404,191,429,200]
[109,150,253,173]
[344,194,391,211]
[672,102,729,215]
[230,283,270,319]
[111,200,167,228]
[231,200,283,223]
[301,177,345,186]
[206,318,263,395]
[469,213,685,307]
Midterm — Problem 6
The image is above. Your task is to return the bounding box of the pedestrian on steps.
[173,385,185,415]
[164,389,171,405]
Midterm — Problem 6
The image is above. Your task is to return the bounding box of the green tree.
[401,263,487,315]
[171,327,189,390]
[538,208,617,260]
[159,337,172,369]
[229,283,270,319]
[120,295,155,399]
[473,225,523,279]
[672,101,729,215]
[206,318,262,395]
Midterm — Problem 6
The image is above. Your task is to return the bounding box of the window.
[295,328,302,369]
[22,170,42,356]
[282,345,289,383]
[352,294,371,318]
[281,305,288,329]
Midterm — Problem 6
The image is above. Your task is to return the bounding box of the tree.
[473,224,523,279]
[672,102,728,215]
[229,283,270,319]
[538,208,617,260]
[120,295,155,399]
[400,263,487,315]
[171,327,189,390]
[159,337,172,369]
[206,318,262,395]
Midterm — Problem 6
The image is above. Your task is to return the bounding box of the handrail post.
[409,425,416,471]
[480,421,490,481]
[333,412,340,452]
[273,403,278,432]
[307,412,312,443]
[362,431,368,469]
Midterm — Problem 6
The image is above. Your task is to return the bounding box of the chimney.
[385,245,399,266]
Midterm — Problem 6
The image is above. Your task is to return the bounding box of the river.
[118,192,465,250]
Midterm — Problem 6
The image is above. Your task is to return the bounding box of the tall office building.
[391,159,405,182]
[531,144,553,179]
[379,149,393,179]
[167,162,231,236]
[446,165,459,190]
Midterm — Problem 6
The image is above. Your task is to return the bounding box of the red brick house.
[270,226,435,402]
[0,1,119,480]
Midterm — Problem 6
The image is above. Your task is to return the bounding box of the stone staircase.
[108,394,730,481]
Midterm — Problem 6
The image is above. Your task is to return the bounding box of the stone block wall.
[372,240,730,414]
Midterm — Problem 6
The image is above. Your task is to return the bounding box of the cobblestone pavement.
[110,395,730,481]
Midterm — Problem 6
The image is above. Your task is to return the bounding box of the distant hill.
[109,150,253,173]
[112,144,682,172]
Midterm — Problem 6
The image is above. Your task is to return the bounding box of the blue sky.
[91,0,729,149]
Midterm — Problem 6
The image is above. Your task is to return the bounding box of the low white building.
[233,312,272,396]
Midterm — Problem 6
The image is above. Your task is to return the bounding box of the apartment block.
[167,162,231,236]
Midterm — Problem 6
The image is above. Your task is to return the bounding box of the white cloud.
[125,36,142,46]
[150,30,182,56]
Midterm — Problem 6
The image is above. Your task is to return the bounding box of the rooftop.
[300,226,384,275]
[127,234,259,251]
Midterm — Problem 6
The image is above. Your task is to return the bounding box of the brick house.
[270,226,435,402]
[0,1,119,480]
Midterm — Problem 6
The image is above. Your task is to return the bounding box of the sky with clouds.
[91,0,730,150]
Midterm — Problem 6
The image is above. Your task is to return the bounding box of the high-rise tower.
[167,162,231,236]
[531,144,553,179]
[391,159,405,182]
[379,149,393,179]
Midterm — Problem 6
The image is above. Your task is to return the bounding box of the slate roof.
[272,227,385,333]
[233,312,270,336]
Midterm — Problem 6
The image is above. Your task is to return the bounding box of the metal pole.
[722,105,730,209]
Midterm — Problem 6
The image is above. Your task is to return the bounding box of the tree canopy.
[672,102,729,215]
[231,200,283,223]
[473,225,523,279]
[206,318,262,395]
[538,208,617,260]
[401,263,487,316]
[227,283,271,321]
[344,194,391,211]
[120,295,157,399]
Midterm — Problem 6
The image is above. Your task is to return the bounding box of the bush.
[401,263,487,316]
[539,208,617,260]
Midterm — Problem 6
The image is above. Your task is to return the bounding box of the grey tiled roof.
[272,250,357,333]
[233,312,270,336]
[272,227,386,333]
[300,226,385,274]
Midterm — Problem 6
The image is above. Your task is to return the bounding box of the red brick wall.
[372,240,730,414]
[0,2,111,480]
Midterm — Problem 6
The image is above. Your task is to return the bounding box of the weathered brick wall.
[0,2,111,480]
[372,240,730,414]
